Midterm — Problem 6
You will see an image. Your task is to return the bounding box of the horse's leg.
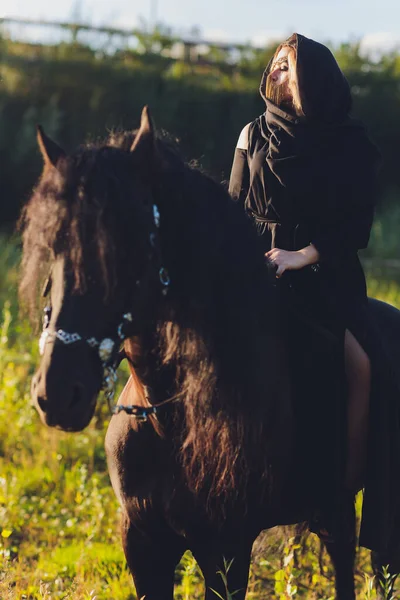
[323,536,356,600]
[192,540,253,600]
[122,512,185,600]
[371,551,400,599]
[312,493,356,600]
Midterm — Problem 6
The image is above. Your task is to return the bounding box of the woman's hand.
[265,245,320,278]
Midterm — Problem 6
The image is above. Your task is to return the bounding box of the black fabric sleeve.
[311,151,378,263]
[228,148,250,206]
[312,202,375,262]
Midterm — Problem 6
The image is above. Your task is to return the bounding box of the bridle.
[38,203,176,421]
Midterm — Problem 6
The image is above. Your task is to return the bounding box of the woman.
[229,33,382,543]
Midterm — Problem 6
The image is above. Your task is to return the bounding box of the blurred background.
[2,0,400,234]
[1,1,400,598]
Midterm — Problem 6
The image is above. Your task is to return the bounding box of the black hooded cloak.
[229,33,400,556]
[229,33,380,321]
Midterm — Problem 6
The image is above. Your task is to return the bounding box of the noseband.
[38,203,173,421]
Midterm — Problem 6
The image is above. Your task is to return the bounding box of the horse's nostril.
[37,396,47,413]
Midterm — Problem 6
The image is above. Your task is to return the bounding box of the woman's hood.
[260,33,352,124]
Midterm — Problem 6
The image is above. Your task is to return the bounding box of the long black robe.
[229,33,400,555]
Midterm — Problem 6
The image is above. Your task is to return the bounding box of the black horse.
[20,108,400,599]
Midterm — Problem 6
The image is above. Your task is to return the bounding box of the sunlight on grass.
[0,235,399,598]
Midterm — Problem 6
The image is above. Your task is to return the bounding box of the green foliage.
[0,233,400,597]
[1,27,400,599]
[378,566,398,600]
[210,558,240,599]
[2,31,400,234]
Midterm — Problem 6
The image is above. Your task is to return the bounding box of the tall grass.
[0,234,398,598]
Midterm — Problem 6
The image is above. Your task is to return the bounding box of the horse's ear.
[130,106,156,156]
[37,125,66,168]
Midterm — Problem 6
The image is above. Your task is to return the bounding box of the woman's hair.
[266,38,305,117]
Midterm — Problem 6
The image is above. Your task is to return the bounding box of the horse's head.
[21,107,169,431]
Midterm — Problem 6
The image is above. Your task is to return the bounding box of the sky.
[1,0,400,55]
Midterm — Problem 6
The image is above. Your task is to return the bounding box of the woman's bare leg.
[344,329,371,491]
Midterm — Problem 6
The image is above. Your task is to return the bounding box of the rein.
[111,381,183,421]
[38,203,173,421]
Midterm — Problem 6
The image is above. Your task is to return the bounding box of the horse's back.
[368,297,400,362]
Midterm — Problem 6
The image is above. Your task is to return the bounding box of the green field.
[0,235,398,599]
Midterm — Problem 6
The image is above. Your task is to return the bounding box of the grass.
[0,233,399,599]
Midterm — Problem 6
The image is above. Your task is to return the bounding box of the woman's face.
[266,46,294,105]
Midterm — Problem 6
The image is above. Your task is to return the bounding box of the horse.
[20,108,400,599]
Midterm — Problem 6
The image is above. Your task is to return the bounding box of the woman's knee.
[344,330,371,389]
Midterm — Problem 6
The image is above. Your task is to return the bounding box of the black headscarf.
[260,33,352,124]
[252,33,380,225]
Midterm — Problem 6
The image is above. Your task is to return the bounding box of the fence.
[0,16,266,65]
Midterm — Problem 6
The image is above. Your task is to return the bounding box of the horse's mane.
[19,131,157,313]
[20,128,292,501]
